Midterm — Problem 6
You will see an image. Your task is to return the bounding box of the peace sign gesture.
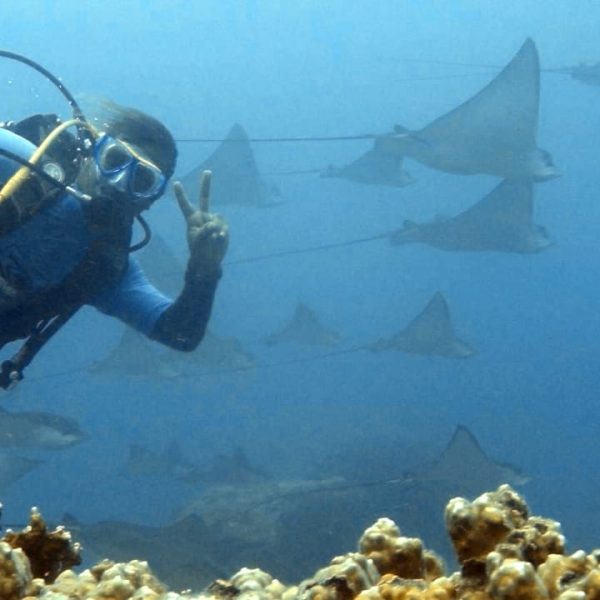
[173,170,229,276]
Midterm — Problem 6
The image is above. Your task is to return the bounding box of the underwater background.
[0,0,598,585]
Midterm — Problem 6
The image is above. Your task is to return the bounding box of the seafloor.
[1,485,597,600]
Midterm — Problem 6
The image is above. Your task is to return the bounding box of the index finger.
[199,170,212,213]
[173,181,195,220]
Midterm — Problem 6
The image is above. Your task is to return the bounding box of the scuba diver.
[0,51,229,389]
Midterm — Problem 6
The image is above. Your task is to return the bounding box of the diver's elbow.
[167,336,200,352]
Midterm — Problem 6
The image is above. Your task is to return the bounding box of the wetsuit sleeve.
[92,257,172,335]
[149,264,222,352]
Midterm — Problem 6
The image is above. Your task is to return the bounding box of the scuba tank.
[0,124,72,236]
[0,127,37,181]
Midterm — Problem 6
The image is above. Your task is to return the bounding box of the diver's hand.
[173,171,229,277]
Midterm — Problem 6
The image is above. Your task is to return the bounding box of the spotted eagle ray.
[124,442,268,485]
[179,123,282,207]
[170,425,525,582]
[89,328,181,379]
[90,327,255,379]
[405,425,529,495]
[376,38,560,181]
[60,514,229,592]
[370,292,474,358]
[194,330,256,370]
[389,178,552,253]
[321,148,415,188]
[124,441,198,480]
[265,302,342,347]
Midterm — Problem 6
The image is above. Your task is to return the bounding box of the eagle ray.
[370,292,475,358]
[377,39,560,181]
[389,179,552,253]
[179,123,282,207]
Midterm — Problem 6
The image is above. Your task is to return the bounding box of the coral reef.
[39,559,167,600]
[3,484,600,600]
[0,541,32,600]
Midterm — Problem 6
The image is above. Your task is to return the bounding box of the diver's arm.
[149,264,222,351]
[93,256,219,350]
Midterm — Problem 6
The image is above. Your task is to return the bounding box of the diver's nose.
[103,169,129,192]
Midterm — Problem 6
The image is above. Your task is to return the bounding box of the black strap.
[0,305,80,389]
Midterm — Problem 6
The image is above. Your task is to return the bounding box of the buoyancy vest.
[0,115,82,236]
[0,117,135,384]
[0,200,133,343]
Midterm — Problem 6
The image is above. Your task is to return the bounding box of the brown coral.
[487,558,548,600]
[359,518,443,581]
[505,516,565,568]
[357,573,456,600]
[2,506,81,583]
[537,551,597,599]
[297,553,380,600]
[445,488,518,564]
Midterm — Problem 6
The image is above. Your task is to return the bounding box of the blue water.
[0,0,598,577]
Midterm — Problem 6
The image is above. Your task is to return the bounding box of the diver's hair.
[98,100,178,179]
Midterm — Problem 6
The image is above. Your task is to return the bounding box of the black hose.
[130,214,152,252]
[0,50,93,145]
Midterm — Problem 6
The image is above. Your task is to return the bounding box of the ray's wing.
[372,293,473,357]
[419,39,539,153]
[194,331,257,369]
[91,328,177,378]
[323,149,413,187]
[414,425,528,496]
[180,123,270,206]
[449,179,534,231]
[266,303,341,346]
[391,180,541,253]
[400,292,455,346]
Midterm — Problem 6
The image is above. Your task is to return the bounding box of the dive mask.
[93,134,167,204]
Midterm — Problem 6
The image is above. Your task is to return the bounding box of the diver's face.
[75,156,156,217]
[77,135,167,214]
